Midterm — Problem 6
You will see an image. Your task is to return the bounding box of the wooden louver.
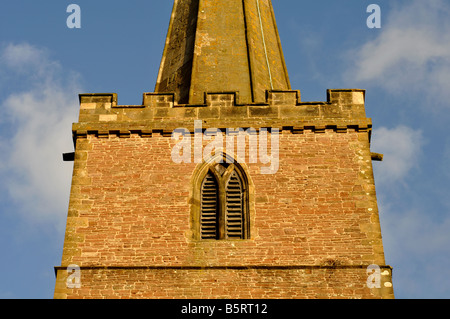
[225,171,244,239]
[200,172,219,239]
[200,168,246,240]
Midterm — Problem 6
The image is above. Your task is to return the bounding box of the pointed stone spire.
[155,0,291,105]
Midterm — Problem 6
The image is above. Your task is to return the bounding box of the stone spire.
[155,0,291,105]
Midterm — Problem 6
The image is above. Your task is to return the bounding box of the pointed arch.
[190,152,252,240]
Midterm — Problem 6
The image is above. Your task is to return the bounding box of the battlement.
[73,89,371,145]
[77,89,367,123]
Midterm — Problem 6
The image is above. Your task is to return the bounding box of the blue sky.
[0,0,449,299]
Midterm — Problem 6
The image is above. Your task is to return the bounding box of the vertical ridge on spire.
[155,0,200,104]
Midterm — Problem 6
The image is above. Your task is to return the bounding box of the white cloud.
[1,43,48,72]
[0,43,81,231]
[348,0,450,106]
[371,125,424,186]
[379,202,450,298]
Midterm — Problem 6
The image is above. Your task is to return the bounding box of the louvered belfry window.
[200,163,248,240]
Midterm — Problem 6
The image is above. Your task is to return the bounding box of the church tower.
[54,0,394,299]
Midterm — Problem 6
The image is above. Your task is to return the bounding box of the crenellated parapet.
[73,89,372,146]
[77,89,368,127]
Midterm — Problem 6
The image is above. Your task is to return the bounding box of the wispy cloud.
[347,0,450,107]
[373,124,450,297]
[0,43,81,232]
[379,200,450,298]
[371,125,424,187]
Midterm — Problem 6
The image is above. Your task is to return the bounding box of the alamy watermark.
[367,4,381,29]
[66,4,81,29]
[366,264,381,288]
[366,264,393,289]
[171,120,279,174]
[66,264,81,289]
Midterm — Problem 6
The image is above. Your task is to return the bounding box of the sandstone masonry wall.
[54,89,394,299]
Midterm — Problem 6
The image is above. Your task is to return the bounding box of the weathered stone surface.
[155,0,290,105]
[55,129,393,299]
